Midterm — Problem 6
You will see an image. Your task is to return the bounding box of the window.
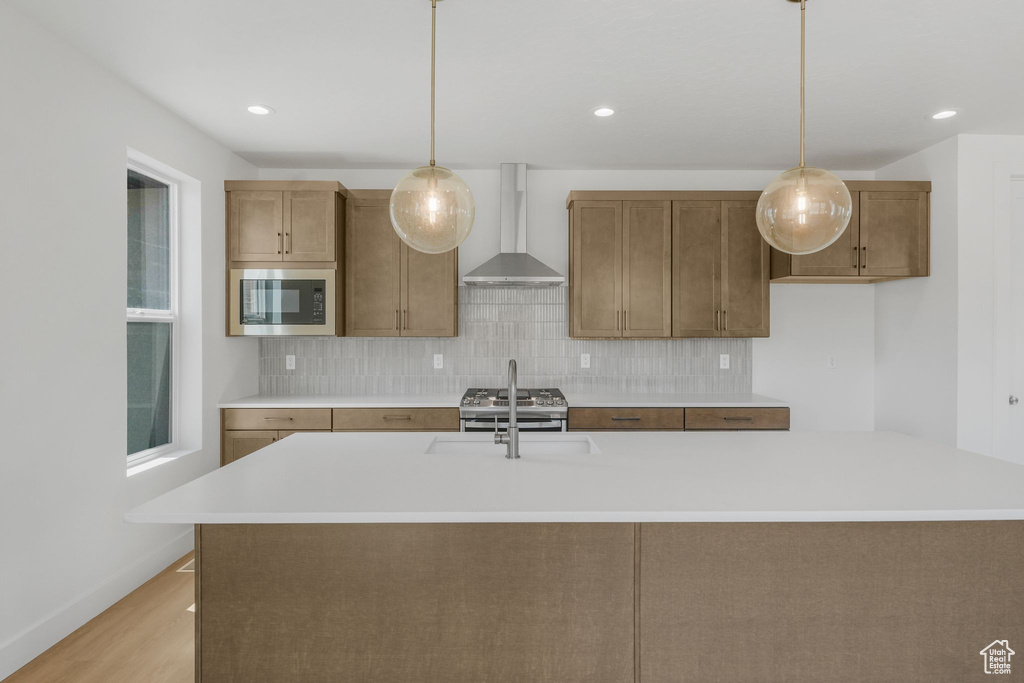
[127,163,178,465]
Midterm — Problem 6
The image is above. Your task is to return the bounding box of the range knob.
[555,399,565,405]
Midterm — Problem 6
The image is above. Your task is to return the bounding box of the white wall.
[873,137,959,445]
[0,3,258,677]
[261,167,878,430]
[955,134,1024,455]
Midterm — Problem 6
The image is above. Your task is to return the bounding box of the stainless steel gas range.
[459,388,568,432]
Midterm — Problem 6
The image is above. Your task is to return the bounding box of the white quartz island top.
[126,431,1024,524]
[219,392,788,409]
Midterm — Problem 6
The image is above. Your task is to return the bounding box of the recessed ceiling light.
[593,107,615,117]
[931,109,959,120]
[247,104,275,116]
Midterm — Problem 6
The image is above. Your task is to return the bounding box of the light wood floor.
[5,553,195,683]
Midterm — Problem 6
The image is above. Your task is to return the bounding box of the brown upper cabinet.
[345,191,457,337]
[567,192,768,339]
[770,181,930,283]
[225,181,345,265]
[672,199,769,338]
[569,200,672,338]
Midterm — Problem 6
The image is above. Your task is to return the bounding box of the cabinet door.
[346,200,401,336]
[721,201,770,337]
[400,244,457,337]
[790,192,861,277]
[859,191,929,277]
[283,191,336,262]
[228,191,283,261]
[672,201,722,337]
[571,201,622,338]
[222,430,277,465]
[622,201,672,338]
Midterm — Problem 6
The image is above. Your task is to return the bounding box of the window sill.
[127,448,198,478]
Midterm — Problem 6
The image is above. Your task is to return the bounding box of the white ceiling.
[11,0,1024,170]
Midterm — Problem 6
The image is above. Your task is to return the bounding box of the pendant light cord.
[430,0,437,167]
[799,0,806,168]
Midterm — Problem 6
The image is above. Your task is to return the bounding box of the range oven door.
[461,417,567,433]
[229,269,336,336]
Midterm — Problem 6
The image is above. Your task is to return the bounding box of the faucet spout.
[494,359,520,459]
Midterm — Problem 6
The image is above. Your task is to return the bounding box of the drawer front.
[332,408,460,432]
[568,407,684,431]
[684,407,790,431]
[223,408,332,431]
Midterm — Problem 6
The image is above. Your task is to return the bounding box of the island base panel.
[196,521,1024,682]
[195,523,635,683]
[640,521,1024,682]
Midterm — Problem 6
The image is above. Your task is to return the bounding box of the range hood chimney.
[462,163,565,287]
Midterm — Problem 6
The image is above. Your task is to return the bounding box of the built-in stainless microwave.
[229,269,336,336]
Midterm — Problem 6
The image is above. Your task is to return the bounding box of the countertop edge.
[125,509,1024,525]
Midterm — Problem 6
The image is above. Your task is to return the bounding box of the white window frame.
[126,160,181,467]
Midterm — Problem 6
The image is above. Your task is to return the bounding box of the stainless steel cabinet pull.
[382,415,412,421]
[723,416,754,421]
[263,416,294,421]
[611,416,641,421]
[862,246,867,267]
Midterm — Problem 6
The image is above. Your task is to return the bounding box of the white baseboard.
[0,529,194,680]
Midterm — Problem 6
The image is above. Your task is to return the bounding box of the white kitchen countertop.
[564,392,787,408]
[219,392,788,409]
[219,393,463,409]
[125,431,1024,524]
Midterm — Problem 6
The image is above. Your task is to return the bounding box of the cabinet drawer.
[332,408,459,431]
[684,407,790,431]
[223,408,332,431]
[568,408,684,431]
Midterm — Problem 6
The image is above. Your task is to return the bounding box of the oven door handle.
[462,419,566,431]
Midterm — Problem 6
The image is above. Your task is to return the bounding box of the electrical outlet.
[827,354,839,369]
[433,354,444,369]
[285,355,295,370]
[719,354,730,370]
[581,353,591,369]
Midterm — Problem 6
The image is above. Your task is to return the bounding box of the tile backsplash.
[259,287,751,395]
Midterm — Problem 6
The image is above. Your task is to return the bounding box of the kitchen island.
[127,431,1024,682]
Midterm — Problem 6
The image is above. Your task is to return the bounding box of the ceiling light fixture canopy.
[756,0,852,256]
[390,0,474,255]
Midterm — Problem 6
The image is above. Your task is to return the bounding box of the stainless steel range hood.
[462,163,565,287]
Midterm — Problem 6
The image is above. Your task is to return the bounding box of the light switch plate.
[285,355,296,370]
[719,354,730,370]
[433,354,444,369]
[581,353,591,369]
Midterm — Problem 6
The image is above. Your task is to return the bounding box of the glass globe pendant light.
[756,0,852,256]
[390,0,475,254]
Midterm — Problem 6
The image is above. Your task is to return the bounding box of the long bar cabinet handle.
[395,309,399,330]
[382,415,412,421]
[611,417,642,421]
[862,246,867,267]
[723,416,754,422]
[715,310,720,331]
[853,246,858,268]
[263,416,294,421]
[723,310,728,331]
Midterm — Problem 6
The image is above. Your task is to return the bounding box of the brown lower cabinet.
[569,406,789,431]
[195,521,1024,683]
[221,429,330,466]
[220,407,459,465]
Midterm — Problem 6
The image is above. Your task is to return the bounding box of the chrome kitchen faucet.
[494,359,520,459]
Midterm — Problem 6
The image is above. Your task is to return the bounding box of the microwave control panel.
[312,287,325,324]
